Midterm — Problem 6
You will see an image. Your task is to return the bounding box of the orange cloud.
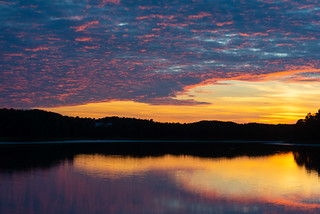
[138,34,159,39]
[83,46,100,49]
[75,37,93,42]
[260,67,320,81]
[276,43,293,46]
[25,47,49,52]
[239,33,250,36]
[215,21,233,26]
[72,21,99,32]
[184,66,320,92]
[239,32,268,37]
[188,12,211,19]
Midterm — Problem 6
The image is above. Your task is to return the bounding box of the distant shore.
[1,108,319,144]
[0,139,319,147]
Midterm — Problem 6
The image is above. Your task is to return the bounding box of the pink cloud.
[137,15,175,20]
[75,37,93,42]
[4,53,23,56]
[239,32,268,37]
[188,12,211,19]
[276,43,293,46]
[0,1,14,4]
[98,0,120,7]
[215,21,233,26]
[138,34,159,39]
[72,21,99,32]
[156,23,188,27]
[25,47,49,52]
[84,46,100,49]
[138,6,153,10]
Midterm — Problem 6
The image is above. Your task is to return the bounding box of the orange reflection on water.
[74,153,320,209]
[74,154,207,178]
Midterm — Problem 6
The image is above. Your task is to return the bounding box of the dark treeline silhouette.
[294,109,320,142]
[0,109,96,140]
[0,108,295,141]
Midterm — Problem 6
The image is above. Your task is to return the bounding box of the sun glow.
[42,80,320,124]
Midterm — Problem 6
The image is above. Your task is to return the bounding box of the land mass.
[0,108,319,143]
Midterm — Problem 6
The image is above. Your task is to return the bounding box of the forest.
[0,108,318,142]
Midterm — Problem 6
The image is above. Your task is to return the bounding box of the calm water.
[1,143,320,214]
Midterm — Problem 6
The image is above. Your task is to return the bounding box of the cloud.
[25,47,50,52]
[0,0,319,108]
[75,37,93,42]
[71,21,99,32]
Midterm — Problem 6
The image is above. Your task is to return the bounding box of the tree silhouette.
[294,109,320,141]
[0,108,307,142]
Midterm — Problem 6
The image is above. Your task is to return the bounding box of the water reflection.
[1,143,320,214]
[294,150,320,176]
[74,153,320,209]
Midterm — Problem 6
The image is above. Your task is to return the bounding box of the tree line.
[0,108,318,142]
[294,109,320,141]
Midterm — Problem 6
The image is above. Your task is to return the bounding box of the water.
[1,142,320,214]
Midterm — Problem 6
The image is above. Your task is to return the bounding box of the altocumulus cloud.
[0,0,319,107]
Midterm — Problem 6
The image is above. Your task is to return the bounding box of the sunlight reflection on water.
[74,153,320,210]
[2,149,320,214]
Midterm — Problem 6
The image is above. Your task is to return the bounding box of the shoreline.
[0,139,319,147]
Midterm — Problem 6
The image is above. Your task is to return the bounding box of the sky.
[1,0,320,123]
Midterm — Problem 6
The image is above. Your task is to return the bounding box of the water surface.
[1,143,320,214]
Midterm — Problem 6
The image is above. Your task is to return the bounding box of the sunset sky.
[1,0,320,123]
